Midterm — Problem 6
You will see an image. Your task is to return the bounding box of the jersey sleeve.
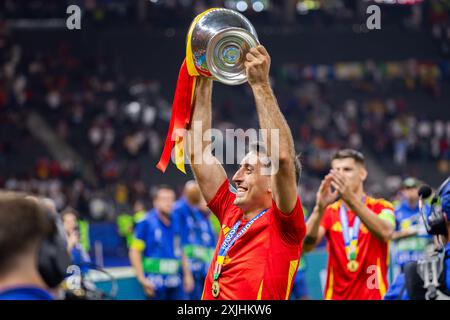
[207,179,237,225]
[441,180,450,218]
[375,199,396,228]
[320,207,332,234]
[271,196,306,245]
[394,207,402,232]
[172,206,188,246]
[130,219,148,252]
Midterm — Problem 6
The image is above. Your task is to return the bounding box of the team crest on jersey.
[331,222,343,232]
[222,224,231,236]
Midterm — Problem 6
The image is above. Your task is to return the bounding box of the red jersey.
[202,180,306,300]
[320,197,395,300]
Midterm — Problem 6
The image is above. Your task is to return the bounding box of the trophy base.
[206,27,259,85]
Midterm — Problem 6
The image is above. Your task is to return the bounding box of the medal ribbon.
[213,209,267,281]
[339,198,365,262]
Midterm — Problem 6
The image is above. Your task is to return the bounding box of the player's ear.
[360,166,368,182]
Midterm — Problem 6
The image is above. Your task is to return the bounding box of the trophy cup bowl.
[189,8,260,85]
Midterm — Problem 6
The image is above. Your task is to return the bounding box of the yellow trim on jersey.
[257,280,264,300]
[367,197,394,210]
[331,221,343,232]
[222,225,231,236]
[379,209,396,228]
[285,259,299,300]
[201,282,206,300]
[376,258,387,298]
[130,238,145,251]
[325,267,334,300]
[329,200,341,211]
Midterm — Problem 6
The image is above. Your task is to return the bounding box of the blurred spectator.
[0,192,56,300]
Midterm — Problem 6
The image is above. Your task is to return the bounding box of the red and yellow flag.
[156,8,216,173]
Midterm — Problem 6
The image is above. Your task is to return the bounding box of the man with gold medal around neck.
[303,149,396,300]
[188,45,306,300]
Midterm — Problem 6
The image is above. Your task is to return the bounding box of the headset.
[418,176,450,240]
[38,212,72,289]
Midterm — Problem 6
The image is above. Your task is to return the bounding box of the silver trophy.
[189,8,259,85]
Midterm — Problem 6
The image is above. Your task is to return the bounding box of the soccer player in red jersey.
[303,149,396,300]
[188,45,306,300]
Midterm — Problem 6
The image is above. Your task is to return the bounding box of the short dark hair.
[150,184,174,200]
[248,141,302,184]
[331,148,365,165]
[0,191,53,274]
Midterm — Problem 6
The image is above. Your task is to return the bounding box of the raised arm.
[330,170,394,242]
[245,45,297,214]
[303,174,337,252]
[188,77,227,203]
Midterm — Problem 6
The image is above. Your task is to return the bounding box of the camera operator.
[385,176,450,300]
[0,192,65,300]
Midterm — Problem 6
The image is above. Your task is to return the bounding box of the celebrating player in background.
[188,45,306,300]
[172,181,216,299]
[129,185,194,300]
[391,178,432,274]
[303,149,395,300]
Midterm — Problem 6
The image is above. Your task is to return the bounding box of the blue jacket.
[0,287,53,300]
[172,198,216,276]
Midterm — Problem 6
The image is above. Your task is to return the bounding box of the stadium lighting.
[126,101,141,117]
[236,1,248,12]
[224,0,237,9]
[296,0,320,13]
[252,1,265,12]
[296,2,308,14]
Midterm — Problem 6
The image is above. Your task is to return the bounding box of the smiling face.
[330,157,367,193]
[232,151,272,213]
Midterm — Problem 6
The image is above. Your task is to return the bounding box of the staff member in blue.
[129,185,194,300]
[392,178,432,273]
[172,181,217,300]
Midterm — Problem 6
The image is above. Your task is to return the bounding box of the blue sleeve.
[441,179,450,219]
[134,220,148,241]
[384,273,409,300]
[394,207,401,232]
[172,207,188,246]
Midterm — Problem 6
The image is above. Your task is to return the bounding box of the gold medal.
[347,260,359,272]
[212,280,220,298]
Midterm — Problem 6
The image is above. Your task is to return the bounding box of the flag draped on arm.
[156,8,216,173]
